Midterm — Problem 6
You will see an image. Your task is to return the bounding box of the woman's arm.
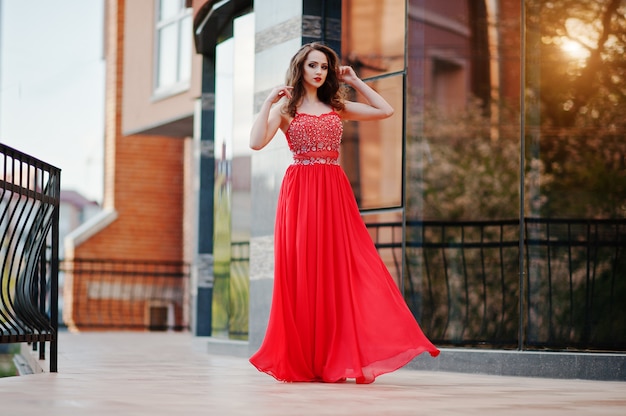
[249,86,293,150]
[338,66,394,121]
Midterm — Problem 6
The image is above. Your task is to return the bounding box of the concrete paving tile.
[0,332,624,416]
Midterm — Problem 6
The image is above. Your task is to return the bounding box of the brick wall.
[64,260,187,331]
[65,0,187,330]
[77,0,185,262]
[499,0,522,106]
[76,133,185,261]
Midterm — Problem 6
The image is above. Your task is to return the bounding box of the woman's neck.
[301,86,319,104]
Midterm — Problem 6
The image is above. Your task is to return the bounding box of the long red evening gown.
[249,111,439,383]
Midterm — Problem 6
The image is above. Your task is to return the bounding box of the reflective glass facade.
[212,13,255,339]
[341,0,625,350]
[522,0,625,350]
[208,0,625,350]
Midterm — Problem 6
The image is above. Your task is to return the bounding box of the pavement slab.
[0,332,624,416]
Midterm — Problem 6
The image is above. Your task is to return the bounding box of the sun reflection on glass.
[560,38,589,60]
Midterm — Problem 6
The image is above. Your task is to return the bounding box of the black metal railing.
[230,241,250,339]
[404,219,521,349]
[524,218,626,351]
[0,143,60,372]
[61,259,190,331]
[366,218,626,352]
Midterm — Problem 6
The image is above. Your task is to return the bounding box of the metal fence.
[367,218,626,352]
[61,258,190,331]
[0,143,60,372]
[525,218,626,351]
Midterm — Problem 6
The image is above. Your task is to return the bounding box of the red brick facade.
[499,0,522,106]
[65,0,186,331]
[76,133,185,261]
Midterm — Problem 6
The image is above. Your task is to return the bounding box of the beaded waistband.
[293,156,339,165]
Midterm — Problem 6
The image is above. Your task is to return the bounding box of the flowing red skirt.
[249,163,439,383]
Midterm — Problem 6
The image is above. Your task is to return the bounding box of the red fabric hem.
[249,346,439,384]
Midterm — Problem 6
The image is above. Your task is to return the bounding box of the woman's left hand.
[338,66,359,85]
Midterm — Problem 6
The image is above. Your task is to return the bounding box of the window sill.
[152,82,191,102]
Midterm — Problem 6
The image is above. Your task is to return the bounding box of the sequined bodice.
[286,111,342,165]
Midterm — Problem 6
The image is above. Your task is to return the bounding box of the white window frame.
[153,0,193,99]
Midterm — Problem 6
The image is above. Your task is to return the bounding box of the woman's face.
[302,49,329,89]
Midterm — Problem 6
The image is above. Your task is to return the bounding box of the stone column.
[248,0,341,353]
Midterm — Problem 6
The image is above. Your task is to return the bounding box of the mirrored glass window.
[341,0,405,210]
[524,0,626,349]
[341,0,405,77]
[212,12,254,340]
[404,0,522,346]
[341,76,404,210]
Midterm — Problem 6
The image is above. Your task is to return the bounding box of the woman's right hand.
[268,86,294,104]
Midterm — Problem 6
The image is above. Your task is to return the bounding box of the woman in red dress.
[249,42,439,384]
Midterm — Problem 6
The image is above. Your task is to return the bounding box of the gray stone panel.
[250,6,302,359]
[408,348,626,381]
[301,15,321,38]
[255,16,301,53]
[248,278,275,354]
[248,235,276,354]
[250,145,291,237]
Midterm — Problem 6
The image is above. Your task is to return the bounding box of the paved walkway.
[0,332,625,415]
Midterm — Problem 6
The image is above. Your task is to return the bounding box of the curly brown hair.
[283,43,346,117]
